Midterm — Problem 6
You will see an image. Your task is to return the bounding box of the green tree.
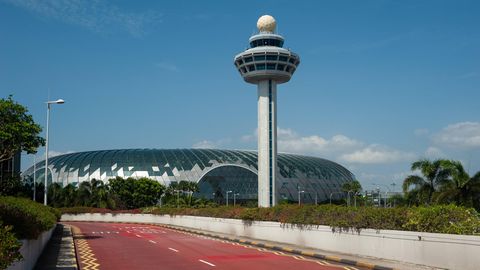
[342,180,362,193]
[76,181,92,206]
[61,183,77,207]
[403,159,450,205]
[47,182,64,207]
[132,177,165,208]
[108,177,135,209]
[435,160,480,208]
[0,96,45,162]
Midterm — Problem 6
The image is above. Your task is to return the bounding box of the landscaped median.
[62,204,480,270]
[62,204,480,235]
[0,197,60,270]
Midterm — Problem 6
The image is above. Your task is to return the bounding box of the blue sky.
[1,0,479,191]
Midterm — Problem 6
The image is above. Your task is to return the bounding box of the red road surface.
[66,222,362,270]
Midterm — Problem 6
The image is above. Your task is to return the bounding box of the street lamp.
[44,99,65,205]
[371,183,391,208]
[174,189,180,208]
[226,190,232,206]
[329,192,343,205]
[298,190,305,205]
[159,193,166,208]
[233,193,240,207]
[33,155,36,202]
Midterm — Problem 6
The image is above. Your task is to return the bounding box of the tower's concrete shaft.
[234,15,300,207]
[257,80,277,207]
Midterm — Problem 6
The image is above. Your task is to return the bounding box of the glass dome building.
[23,149,355,203]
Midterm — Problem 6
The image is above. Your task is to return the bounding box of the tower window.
[247,65,255,71]
[244,57,253,63]
[241,67,247,73]
[267,63,276,70]
[236,59,243,66]
[277,64,285,71]
[279,56,288,62]
[285,66,291,72]
[266,55,277,60]
[256,64,266,70]
[288,58,296,64]
[254,55,266,61]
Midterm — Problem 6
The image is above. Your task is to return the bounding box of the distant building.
[23,149,354,203]
[0,151,21,181]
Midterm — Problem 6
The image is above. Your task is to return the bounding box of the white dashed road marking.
[149,240,157,244]
[168,248,179,252]
[199,260,215,267]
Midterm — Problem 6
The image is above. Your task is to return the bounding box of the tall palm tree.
[47,183,64,207]
[76,181,92,206]
[62,183,77,207]
[402,159,450,205]
[436,161,480,208]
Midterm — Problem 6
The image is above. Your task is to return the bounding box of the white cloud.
[414,128,429,136]
[155,62,179,72]
[433,122,480,148]
[241,128,414,165]
[424,146,445,158]
[276,128,362,155]
[192,138,231,149]
[192,140,217,149]
[2,0,161,37]
[340,145,415,164]
[49,150,75,157]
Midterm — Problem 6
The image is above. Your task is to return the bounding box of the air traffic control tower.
[234,15,300,207]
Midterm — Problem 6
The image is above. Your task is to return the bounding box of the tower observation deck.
[234,15,300,207]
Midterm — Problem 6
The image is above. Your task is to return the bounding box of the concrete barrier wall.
[8,228,54,270]
[62,213,480,270]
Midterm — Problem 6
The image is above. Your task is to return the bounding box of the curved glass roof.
[23,149,355,203]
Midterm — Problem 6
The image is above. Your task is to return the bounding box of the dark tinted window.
[266,55,277,60]
[267,63,276,70]
[254,55,266,61]
[277,64,285,71]
[247,65,255,71]
[279,56,288,62]
[256,63,266,70]
[244,57,253,63]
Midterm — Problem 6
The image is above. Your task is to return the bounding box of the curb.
[157,224,397,270]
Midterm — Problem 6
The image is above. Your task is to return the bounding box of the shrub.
[0,196,57,239]
[59,203,480,235]
[60,206,141,215]
[403,204,480,234]
[0,223,22,270]
[144,204,480,235]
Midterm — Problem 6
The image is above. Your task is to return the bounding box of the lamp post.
[174,189,180,208]
[233,193,240,206]
[298,190,305,205]
[44,99,65,205]
[226,190,232,206]
[329,192,343,205]
[371,183,391,208]
[159,193,165,207]
[33,155,36,202]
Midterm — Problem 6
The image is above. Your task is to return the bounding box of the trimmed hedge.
[143,204,480,235]
[0,196,58,239]
[60,204,480,235]
[60,207,141,215]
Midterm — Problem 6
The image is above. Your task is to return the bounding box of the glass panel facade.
[23,149,355,203]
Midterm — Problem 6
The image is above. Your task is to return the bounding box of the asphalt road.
[66,222,365,270]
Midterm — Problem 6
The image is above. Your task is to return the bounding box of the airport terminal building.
[23,149,354,203]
